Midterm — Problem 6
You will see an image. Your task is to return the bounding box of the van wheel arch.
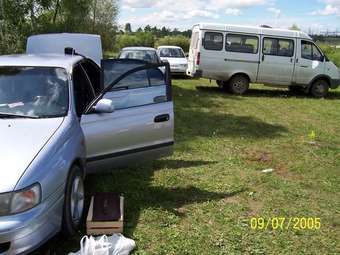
[229,73,251,84]
[309,76,331,90]
[309,78,330,98]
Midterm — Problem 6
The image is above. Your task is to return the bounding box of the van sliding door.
[225,33,260,82]
[257,37,296,85]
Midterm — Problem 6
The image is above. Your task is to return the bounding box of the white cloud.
[119,0,277,29]
[311,0,340,16]
[267,7,281,19]
[225,8,242,16]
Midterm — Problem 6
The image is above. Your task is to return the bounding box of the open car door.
[81,59,174,172]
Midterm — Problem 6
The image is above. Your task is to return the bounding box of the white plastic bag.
[69,234,135,255]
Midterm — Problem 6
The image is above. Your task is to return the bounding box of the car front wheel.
[310,79,329,98]
[62,165,85,237]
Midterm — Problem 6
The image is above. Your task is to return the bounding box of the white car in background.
[157,46,188,75]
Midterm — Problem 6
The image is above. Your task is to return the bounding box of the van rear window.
[226,34,259,54]
[203,32,223,51]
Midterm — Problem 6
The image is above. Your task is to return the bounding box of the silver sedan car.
[0,53,173,254]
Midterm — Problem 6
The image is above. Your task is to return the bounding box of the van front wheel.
[228,75,249,95]
[310,79,329,98]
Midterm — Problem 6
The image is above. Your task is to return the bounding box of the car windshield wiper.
[0,112,39,119]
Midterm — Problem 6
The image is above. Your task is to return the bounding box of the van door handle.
[300,65,308,68]
[154,114,170,123]
[262,55,265,62]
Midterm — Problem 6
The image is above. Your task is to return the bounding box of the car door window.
[101,59,169,110]
[81,60,102,94]
[72,65,96,117]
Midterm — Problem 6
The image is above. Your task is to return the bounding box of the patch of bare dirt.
[243,149,273,164]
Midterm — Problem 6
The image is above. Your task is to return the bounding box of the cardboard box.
[86,194,124,235]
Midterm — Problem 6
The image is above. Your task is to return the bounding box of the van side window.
[301,41,323,61]
[226,34,259,54]
[263,38,294,57]
[203,32,223,51]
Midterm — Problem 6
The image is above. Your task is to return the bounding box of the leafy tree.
[0,0,118,54]
[155,35,190,52]
[289,24,300,31]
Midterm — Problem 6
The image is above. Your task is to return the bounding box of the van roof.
[27,33,103,66]
[194,23,312,40]
[0,54,83,72]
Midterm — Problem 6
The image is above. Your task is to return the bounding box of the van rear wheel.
[228,75,249,95]
[310,79,329,98]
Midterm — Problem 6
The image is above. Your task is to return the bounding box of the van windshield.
[0,67,69,118]
[159,48,185,58]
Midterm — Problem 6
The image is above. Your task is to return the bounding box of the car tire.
[310,79,329,98]
[62,165,85,238]
[228,75,249,95]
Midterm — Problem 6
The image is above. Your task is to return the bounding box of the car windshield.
[119,50,159,64]
[0,67,69,118]
[159,48,185,58]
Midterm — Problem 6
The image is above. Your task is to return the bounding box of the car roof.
[121,47,156,51]
[0,54,83,72]
[157,46,182,49]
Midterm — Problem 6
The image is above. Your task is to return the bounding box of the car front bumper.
[0,190,64,254]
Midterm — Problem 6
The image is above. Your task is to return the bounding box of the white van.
[187,23,340,97]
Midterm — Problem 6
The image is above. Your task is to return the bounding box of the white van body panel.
[27,33,103,66]
[187,23,340,91]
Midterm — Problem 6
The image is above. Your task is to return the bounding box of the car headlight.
[0,183,41,216]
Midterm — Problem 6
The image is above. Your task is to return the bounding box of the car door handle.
[154,114,170,123]
[261,55,265,62]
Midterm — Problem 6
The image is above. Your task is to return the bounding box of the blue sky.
[119,0,340,33]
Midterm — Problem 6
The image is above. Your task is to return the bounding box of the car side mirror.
[94,99,114,113]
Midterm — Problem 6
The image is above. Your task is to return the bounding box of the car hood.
[160,57,188,65]
[0,118,64,193]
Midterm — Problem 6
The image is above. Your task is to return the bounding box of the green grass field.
[36,79,340,255]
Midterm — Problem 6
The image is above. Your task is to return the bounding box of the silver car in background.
[118,47,162,64]
[0,35,174,254]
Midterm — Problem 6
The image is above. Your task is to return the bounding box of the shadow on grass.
[35,159,237,254]
[195,85,340,100]
[174,85,288,140]
[85,158,244,236]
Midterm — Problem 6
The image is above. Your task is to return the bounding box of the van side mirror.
[94,99,114,113]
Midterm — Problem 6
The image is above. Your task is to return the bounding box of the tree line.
[0,0,118,54]
[113,23,191,53]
